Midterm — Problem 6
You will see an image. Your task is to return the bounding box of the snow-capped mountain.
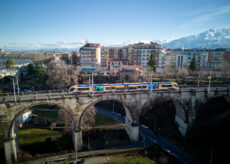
[163,28,230,49]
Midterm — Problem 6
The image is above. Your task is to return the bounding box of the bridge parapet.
[0,87,229,163]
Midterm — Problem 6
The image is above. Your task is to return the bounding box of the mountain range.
[2,28,230,52]
[162,28,230,49]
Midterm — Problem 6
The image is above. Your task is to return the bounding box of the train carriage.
[69,82,179,94]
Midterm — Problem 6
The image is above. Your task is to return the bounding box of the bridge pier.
[4,138,17,164]
[72,130,83,152]
[125,117,139,142]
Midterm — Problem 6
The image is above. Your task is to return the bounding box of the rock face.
[163,28,230,49]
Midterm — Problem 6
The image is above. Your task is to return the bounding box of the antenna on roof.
[85,38,88,43]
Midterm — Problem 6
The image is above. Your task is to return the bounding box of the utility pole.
[92,72,94,100]
[198,70,201,87]
[12,78,16,103]
[150,71,153,95]
[89,75,90,85]
[208,70,212,93]
[16,74,20,95]
[210,149,213,164]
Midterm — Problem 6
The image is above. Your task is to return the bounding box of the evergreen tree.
[6,59,16,69]
[148,53,157,72]
[27,64,35,75]
[190,56,197,71]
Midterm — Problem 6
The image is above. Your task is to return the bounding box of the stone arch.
[77,98,133,129]
[8,101,75,139]
[139,96,187,122]
[196,95,230,124]
[139,96,187,136]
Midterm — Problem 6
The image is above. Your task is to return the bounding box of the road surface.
[96,107,200,164]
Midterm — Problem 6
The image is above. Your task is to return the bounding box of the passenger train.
[69,82,179,94]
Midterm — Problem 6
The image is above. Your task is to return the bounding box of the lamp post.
[16,73,20,95]
[92,72,94,100]
[198,70,201,87]
[208,70,212,93]
[150,71,153,95]
[12,78,16,103]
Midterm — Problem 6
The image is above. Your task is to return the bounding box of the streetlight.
[150,71,153,95]
[208,70,212,93]
[12,78,16,103]
[92,72,94,100]
[197,70,201,87]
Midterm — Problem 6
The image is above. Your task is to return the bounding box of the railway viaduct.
[0,87,229,163]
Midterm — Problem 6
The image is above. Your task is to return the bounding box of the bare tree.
[58,109,73,134]
[46,58,80,89]
[80,106,96,150]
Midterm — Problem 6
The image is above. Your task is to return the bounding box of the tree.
[27,64,35,75]
[6,59,16,69]
[46,58,79,89]
[189,56,197,71]
[148,53,157,72]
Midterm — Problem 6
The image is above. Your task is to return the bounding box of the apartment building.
[0,53,33,69]
[101,47,110,69]
[207,49,226,68]
[108,59,128,73]
[171,48,230,70]
[172,49,208,70]
[79,43,101,73]
[128,42,166,72]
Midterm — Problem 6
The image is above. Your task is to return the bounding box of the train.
[69,82,179,94]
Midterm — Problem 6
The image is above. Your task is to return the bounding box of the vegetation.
[108,153,156,164]
[20,63,48,90]
[148,53,157,72]
[32,110,59,121]
[95,113,116,126]
[83,126,131,150]
[6,59,16,69]
[189,56,197,71]
[18,127,62,146]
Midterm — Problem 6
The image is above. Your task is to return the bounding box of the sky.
[0,0,230,50]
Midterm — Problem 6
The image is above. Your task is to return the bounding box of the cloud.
[181,5,230,28]
[0,41,87,51]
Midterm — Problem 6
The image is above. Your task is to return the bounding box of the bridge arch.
[77,98,133,129]
[8,101,75,139]
[139,96,187,136]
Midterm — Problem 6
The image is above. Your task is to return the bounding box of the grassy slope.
[17,127,62,146]
[95,113,116,126]
[32,110,58,121]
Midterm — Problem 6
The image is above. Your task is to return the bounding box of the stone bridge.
[0,87,229,163]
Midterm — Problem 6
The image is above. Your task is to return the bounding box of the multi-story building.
[108,59,128,73]
[79,43,101,73]
[207,49,226,68]
[0,53,33,69]
[172,49,208,70]
[101,47,110,70]
[171,48,230,70]
[128,42,166,72]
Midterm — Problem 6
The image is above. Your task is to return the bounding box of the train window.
[78,88,90,91]
[162,85,172,87]
[138,86,142,88]
[111,87,115,89]
[70,88,75,92]
[116,87,124,90]
[129,87,137,89]
[142,86,147,88]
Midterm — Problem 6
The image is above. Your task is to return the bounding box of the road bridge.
[0,87,229,163]
[0,69,18,79]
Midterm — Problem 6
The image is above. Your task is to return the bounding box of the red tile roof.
[108,58,128,62]
[83,43,100,48]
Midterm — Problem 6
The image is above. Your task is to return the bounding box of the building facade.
[109,59,128,73]
[79,43,101,73]
[127,42,166,72]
